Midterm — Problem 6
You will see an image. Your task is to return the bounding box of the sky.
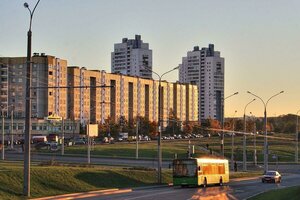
[1,0,300,117]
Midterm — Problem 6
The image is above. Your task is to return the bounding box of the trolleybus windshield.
[173,160,197,177]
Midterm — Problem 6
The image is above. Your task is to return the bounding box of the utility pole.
[296,110,300,163]
[61,117,64,156]
[1,107,4,160]
[243,99,255,171]
[253,118,257,166]
[231,110,237,171]
[87,123,90,164]
[10,108,14,149]
[136,117,139,159]
[221,92,238,157]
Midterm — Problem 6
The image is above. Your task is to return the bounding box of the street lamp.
[243,99,256,171]
[230,110,237,171]
[221,92,238,157]
[24,0,41,197]
[247,91,284,172]
[144,66,179,184]
[296,110,300,163]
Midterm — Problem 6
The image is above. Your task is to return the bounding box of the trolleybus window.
[202,163,225,175]
[173,160,197,177]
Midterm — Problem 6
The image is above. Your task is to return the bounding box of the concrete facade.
[0,54,68,119]
[111,35,152,79]
[178,44,224,122]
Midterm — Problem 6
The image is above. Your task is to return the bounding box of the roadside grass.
[0,162,172,200]
[249,185,300,200]
[34,133,296,162]
[230,171,263,179]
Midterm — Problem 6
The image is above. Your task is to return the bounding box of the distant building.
[178,44,224,122]
[111,34,152,79]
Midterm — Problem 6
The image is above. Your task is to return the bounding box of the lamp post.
[23,0,41,197]
[221,92,238,157]
[296,110,300,163]
[247,91,284,172]
[144,66,179,184]
[243,99,256,171]
[230,110,237,171]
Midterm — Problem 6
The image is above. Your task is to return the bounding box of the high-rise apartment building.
[111,35,152,79]
[0,54,68,119]
[179,44,224,122]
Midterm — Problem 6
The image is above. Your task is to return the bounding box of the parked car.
[74,139,86,145]
[262,171,281,183]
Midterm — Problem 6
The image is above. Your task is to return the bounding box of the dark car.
[262,171,281,183]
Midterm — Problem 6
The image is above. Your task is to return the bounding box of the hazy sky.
[1,0,300,117]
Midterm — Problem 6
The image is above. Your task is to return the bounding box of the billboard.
[87,124,98,137]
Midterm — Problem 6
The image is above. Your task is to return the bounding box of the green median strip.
[248,185,300,200]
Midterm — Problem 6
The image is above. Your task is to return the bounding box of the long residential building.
[67,67,198,126]
[179,44,224,122]
[0,54,198,132]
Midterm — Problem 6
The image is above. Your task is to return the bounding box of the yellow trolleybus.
[173,158,229,187]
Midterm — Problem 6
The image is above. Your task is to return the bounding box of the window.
[202,164,225,175]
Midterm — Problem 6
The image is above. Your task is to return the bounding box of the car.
[262,171,281,183]
[74,139,86,145]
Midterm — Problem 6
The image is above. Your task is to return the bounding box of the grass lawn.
[0,161,172,200]
[249,185,300,200]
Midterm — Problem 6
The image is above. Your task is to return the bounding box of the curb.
[31,188,131,200]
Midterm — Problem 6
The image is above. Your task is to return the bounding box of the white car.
[262,171,281,183]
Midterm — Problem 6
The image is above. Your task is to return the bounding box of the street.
[51,174,300,200]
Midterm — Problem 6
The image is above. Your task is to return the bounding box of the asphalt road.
[67,174,300,200]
